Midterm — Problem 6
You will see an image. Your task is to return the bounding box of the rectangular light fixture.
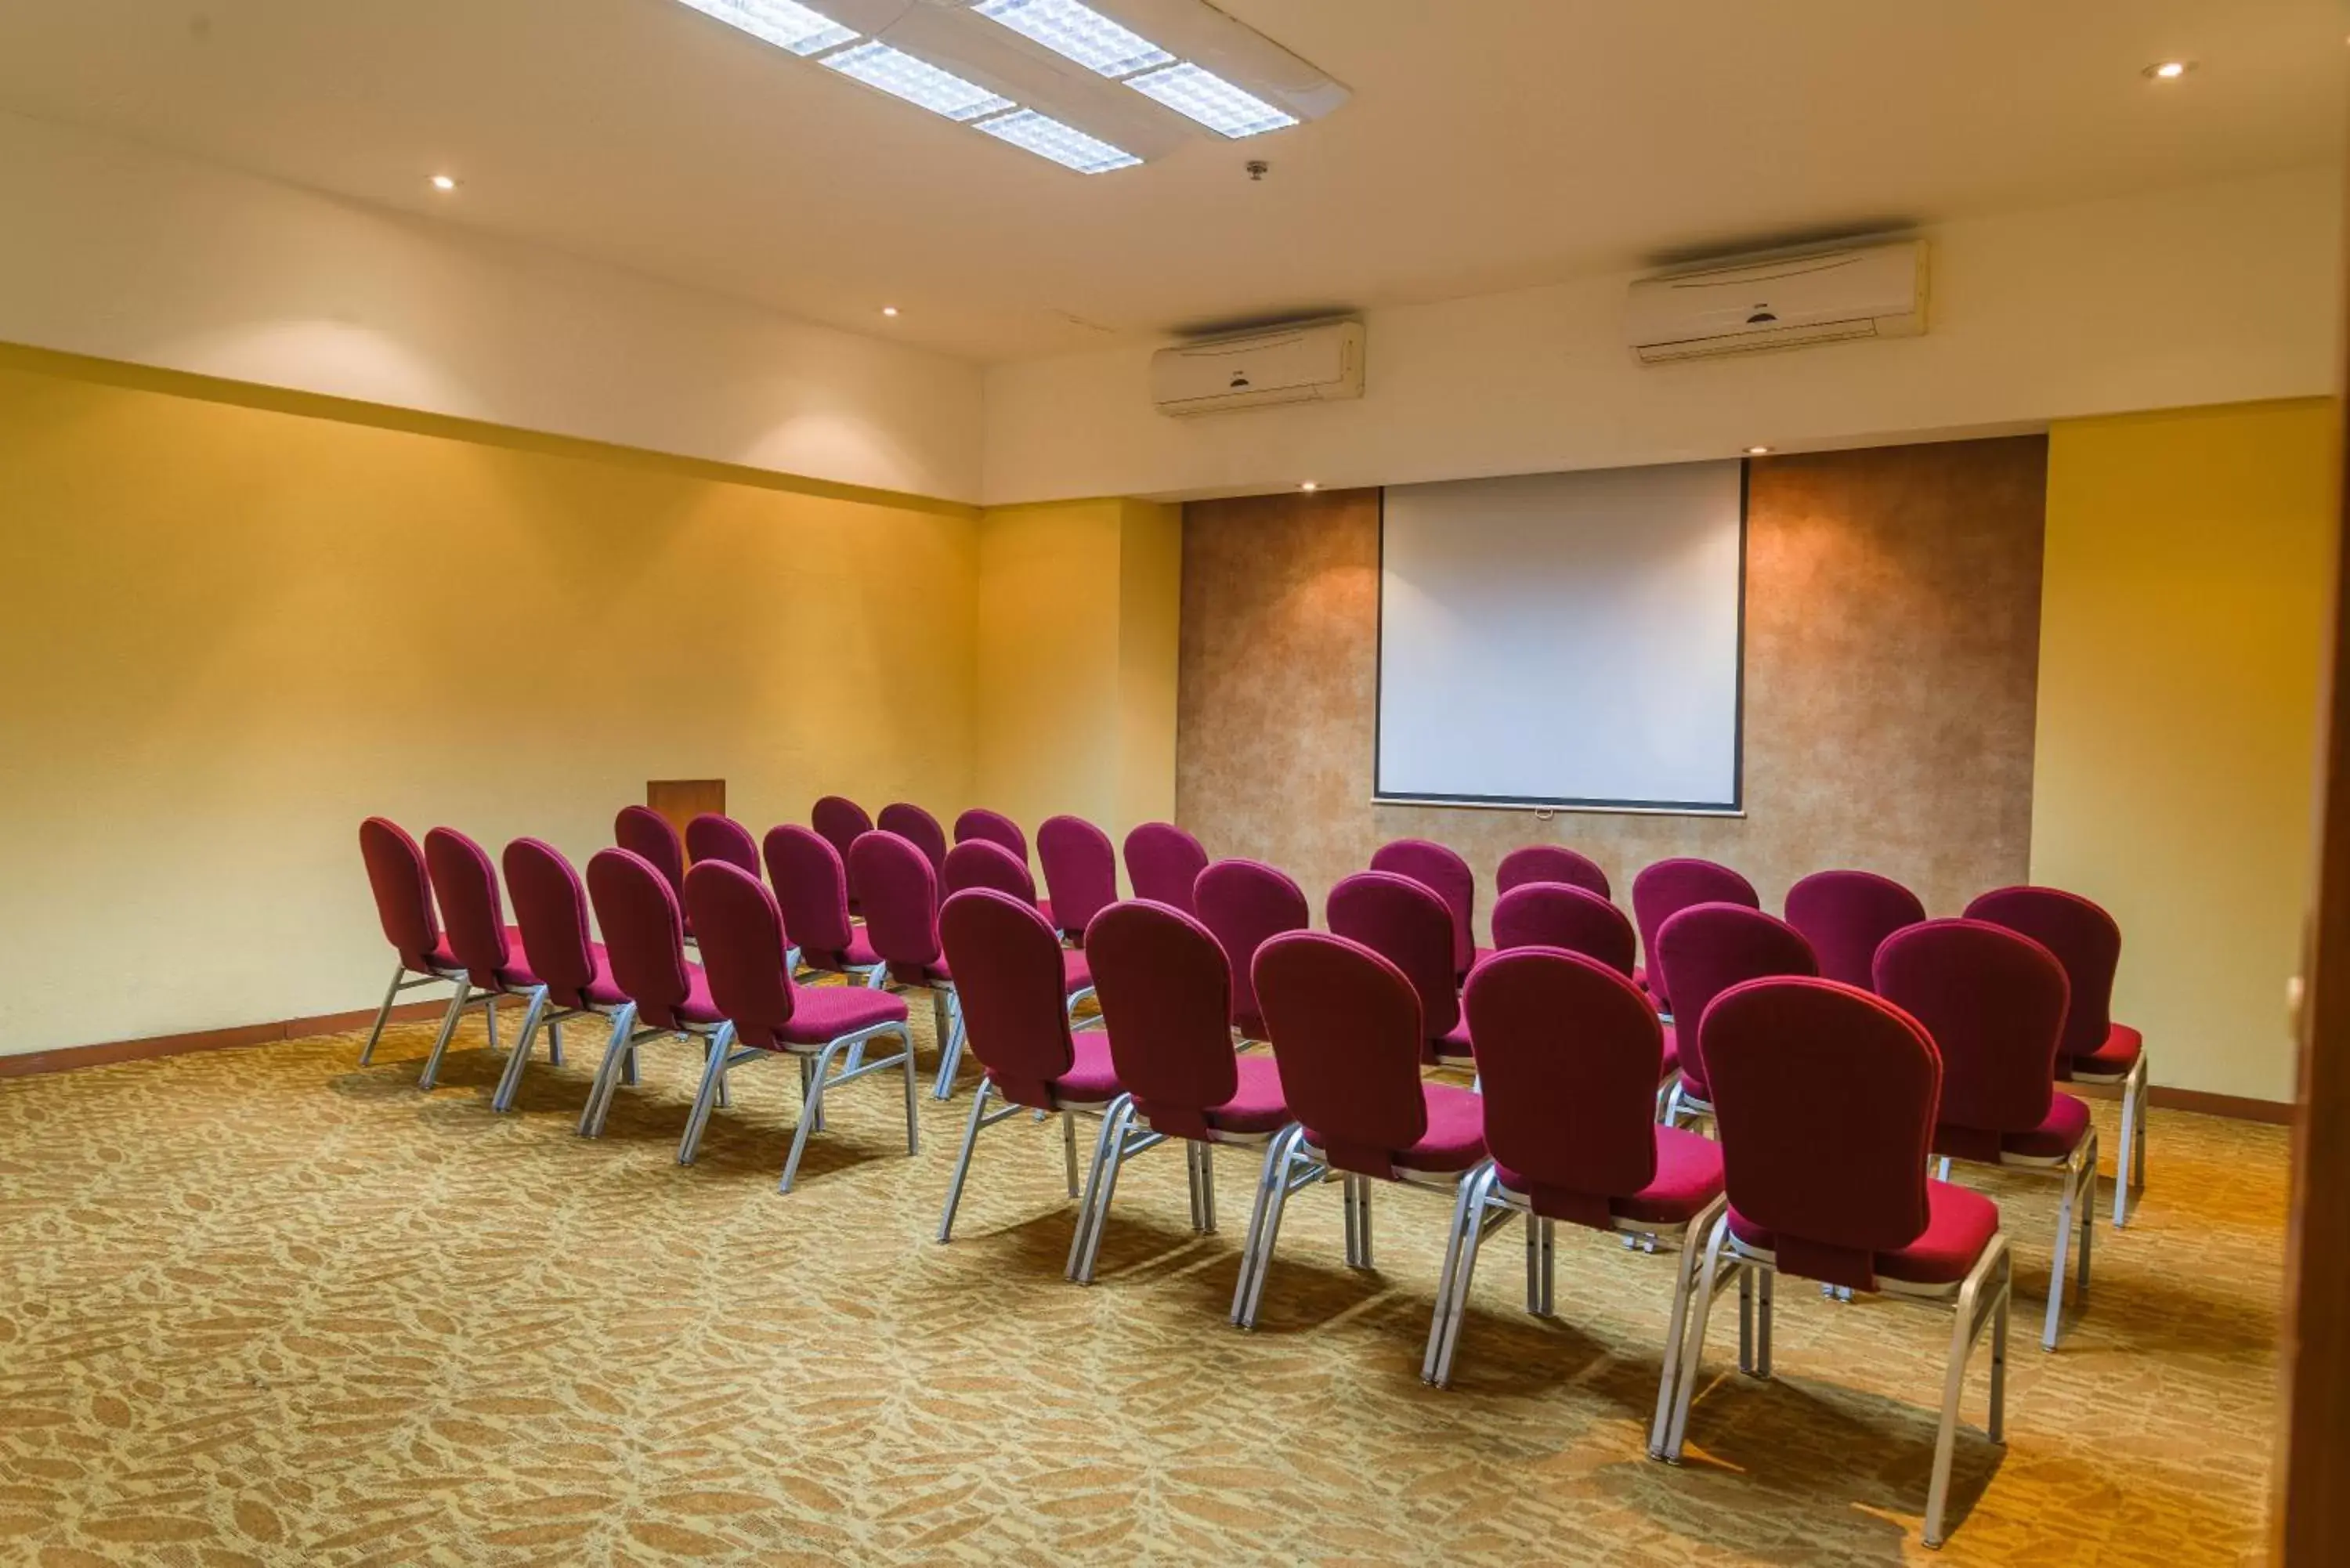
[974,108,1142,173]
[821,40,1016,122]
[971,0,1174,80]
[674,0,856,58]
[1124,60,1298,138]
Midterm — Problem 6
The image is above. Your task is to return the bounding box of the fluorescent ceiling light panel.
[1124,60,1297,137]
[975,107,1142,172]
[972,0,1174,79]
[674,0,857,57]
[822,41,1016,121]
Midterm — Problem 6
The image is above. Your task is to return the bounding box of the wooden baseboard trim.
[2067,1077,2298,1125]
[0,999,454,1080]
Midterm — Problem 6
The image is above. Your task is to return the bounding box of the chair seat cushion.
[1203,1053,1290,1135]
[1495,1125,1723,1230]
[2070,1021,2143,1080]
[776,981,909,1046]
[1049,1032,1123,1107]
[1727,1179,2000,1289]
[1456,945,1496,981]
[2003,1093,2092,1161]
[1304,1082,1487,1178]
[1430,1017,1474,1063]
[802,929,884,973]
[927,948,1093,997]
[578,944,631,1008]
[1659,1022,1679,1081]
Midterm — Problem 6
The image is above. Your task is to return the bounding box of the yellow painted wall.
[0,345,978,1057]
[2036,399,2339,1102]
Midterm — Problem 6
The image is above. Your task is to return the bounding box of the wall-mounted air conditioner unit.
[1151,320,1365,415]
[1627,240,1929,364]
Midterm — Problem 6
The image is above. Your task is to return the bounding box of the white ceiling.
[0,0,2341,363]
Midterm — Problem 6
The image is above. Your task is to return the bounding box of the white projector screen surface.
[1376,461,1746,812]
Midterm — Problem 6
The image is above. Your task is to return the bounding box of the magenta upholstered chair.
[493,838,629,1114]
[1878,919,2092,1350]
[1327,870,1471,1066]
[1076,901,1292,1284]
[944,839,1038,903]
[1491,883,1636,974]
[1785,869,1927,991]
[935,888,1130,1246]
[1195,858,1310,1041]
[578,847,726,1137]
[810,794,873,866]
[1370,837,1484,980]
[676,862,915,1192]
[356,818,467,1066]
[1654,904,1816,1128]
[615,805,692,937]
[1632,858,1759,1010]
[685,812,760,876]
[418,826,537,1092]
[1124,821,1209,916]
[1665,977,2012,1551]
[1232,930,1488,1333]
[876,802,949,876]
[1038,815,1119,946]
[1965,886,2146,1226]
[953,807,1027,861]
[765,825,884,983]
[1429,949,1726,1451]
[1496,844,1611,901]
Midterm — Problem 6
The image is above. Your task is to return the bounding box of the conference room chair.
[1327,870,1473,1068]
[1491,882,1637,974]
[1965,886,2149,1227]
[685,811,761,874]
[1072,901,1294,1284]
[935,888,1132,1247]
[876,802,949,877]
[1232,930,1488,1333]
[762,825,885,986]
[1654,904,1817,1129]
[493,837,630,1114]
[1195,858,1311,1042]
[953,807,1028,861]
[1631,858,1759,1012]
[577,847,728,1138]
[355,817,468,1066]
[1037,815,1118,946]
[1370,836,1485,980]
[1123,820,1209,916]
[809,795,873,915]
[616,804,692,938]
[1784,868,1928,991]
[1495,844,1612,901]
[1878,919,2096,1350]
[1425,948,1727,1458]
[943,838,1039,902]
[1664,977,2012,1552]
[675,862,916,1193]
[417,826,540,1092]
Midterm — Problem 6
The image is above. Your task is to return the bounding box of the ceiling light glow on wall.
[678,0,856,57]
[822,41,1015,122]
[973,0,1173,79]
[429,174,458,191]
[1125,60,1298,138]
[974,108,1143,173]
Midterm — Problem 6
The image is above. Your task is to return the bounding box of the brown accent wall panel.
[648,779,726,844]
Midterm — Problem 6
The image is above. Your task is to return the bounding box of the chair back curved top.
[1326,869,1461,1043]
[877,802,949,875]
[502,838,598,1009]
[1038,815,1119,941]
[1124,821,1209,916]
[763,824,855,964]
[1496,844,1611,900]
[953,807,1027,862]
[360,817,442,973]
[586,848,696,1029]
[1632,858,1759,1008]
[424,826,515,988]
[614,805,689,911]
[1875,919,2067,1154]
[849,830,942,981]
[809,795,873,867]
[1195,858,1310,1036]
[1466,948,1661,1217]
[1656,903,1817,1097]
[1087,900,1238,1139]
[938,888,1076,1108]
[1964,885,2120,1064]
[1369,837,1477,976]
[685,812,760,875]
[944,839,1037,903]
[684,862,796,1050]
[1701,977,1940,1288]
[1786,869,1927,991]
[1491,882,1636,975]
[1253,930,1430,1175]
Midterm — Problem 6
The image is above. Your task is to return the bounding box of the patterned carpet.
[0,992,2287,1566]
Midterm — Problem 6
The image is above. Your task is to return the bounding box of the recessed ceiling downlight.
[678,0,855,57]
[428,174,458,191]
[2145,59,2194,80]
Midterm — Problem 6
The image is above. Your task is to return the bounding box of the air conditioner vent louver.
[1628,241,1928,363]
[1152,320,1365,414]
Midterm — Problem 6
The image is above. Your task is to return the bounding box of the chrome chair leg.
[360,961,407,1066]
[492,987,551,1114]
[675,1024,736,1165]
[936,1079,995,1243]
[418,983,476,1090]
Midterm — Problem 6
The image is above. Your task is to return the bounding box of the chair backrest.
[1876,919,2067,1148]
[1195,858,1311,1036]
[1632,858,1760,1007]
[684,862,797,1049]
[1465,948,1661,1219]
[1656,903,1817,1096]
[943,839,1037,903]
[685,812,761,875]
[848,830,942,980]
[1037,815,1119,940]
[809,795,873,868]
[1123,821,1209,916]
[763,824,855,963]
[1490,882,1636,976]
[614,805,688,907]
[1087,900,1240,1139]
[585,848,696,1029]
[423,826,512,987]
[359,817,441,972]
[877,802,949,875]
[1326,869,1460,1042]
[938,888,1077,1107]
[1963,885,2120,1063]
[1496,844,1611,900]
[502,838,598,1009]
[1785,869,1927,991]
[1253,930,1433,1176]
[1701,977,1941,1290]
[1368,837,1477,974]
[953,807,1027,862]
